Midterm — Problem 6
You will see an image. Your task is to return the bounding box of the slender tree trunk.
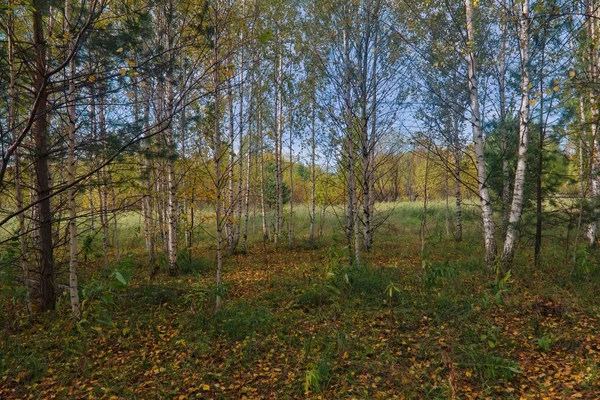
[359,19,371,254]
[445,150,450,238]
[501,0,530,270]
[367,81,377,251]
[166,0,179,275]
[214,9,224,312]
[466,0,497,269]
[98,88,109,267]
[226,65,235,252]
[66,0,80,318]
[235,3,245,250]
[181,86,190,251]
[574,97,587,261]
[534,36,546,266]
[9,1,32,314]
[587,1,600,246]
[89,83,96,236]
[343,25,360,264]
[33,0,56,311]
[275,49,284,243]
[421,145,431,255]
[310,95,316,242]
[111,183,119,262]
[319,163,330,241]
[258,102,268,241]
[499,0,510,235]
[363,0,380,252]
[242,104,252,251]
[137,79,156,275]
[288,112,294,248]
[453,112,463,242]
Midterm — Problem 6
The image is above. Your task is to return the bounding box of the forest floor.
[2,204,600,399]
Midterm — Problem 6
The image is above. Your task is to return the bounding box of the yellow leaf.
[126,92,134,99]
[116,47,124,53]
[120,68,127,76]
[202,384,210,391]
[553,85,560,92]
[570,70,576,78]
[530,99,537,106]
[88,75,96,83]
[126,59,136,67]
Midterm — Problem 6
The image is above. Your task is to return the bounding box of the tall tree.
[465,0,497,269]
[501,0,530,270]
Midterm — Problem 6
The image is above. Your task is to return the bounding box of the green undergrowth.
[2,204,600,398]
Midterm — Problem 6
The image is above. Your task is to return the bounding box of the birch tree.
[465,0,497,269]
[501,0,530,270]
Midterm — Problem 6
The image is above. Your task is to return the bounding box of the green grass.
[1,201,600,398]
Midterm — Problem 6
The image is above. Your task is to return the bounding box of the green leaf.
[507,365,521,374]
[258,30,273,43]
[114,271,127,286]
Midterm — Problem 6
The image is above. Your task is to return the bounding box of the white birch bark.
[226,66,235,251]
[587,1,600,246]
[137,75,156,274]
[499,0,510,235]
[213,5,224,312]
[259,105,268,241]
[501,0,530,270]
[275,49,284,243]
[166,0,178,275]
[65,0,80,318]
[465,0,497,268]
[288,112,294,248]
[235,0,246,250]
[310,95,316,242]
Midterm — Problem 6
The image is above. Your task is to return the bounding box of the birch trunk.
[466,0,497,269]
[66,0,80,318]
[499,0,510,235]
[214,7,224,312]
[235,1,245,250]
[166,0,178,275]
[288,112,294,248]
[310,95,316,242]
[259,105,268,241]
[137,77,156,274]
[501,0,530,270]
[587,1,600,246]
[343,26,355,261]
[421,145,430,255]
[343,24,361,265]
[111,183,119,262]
[453,113,463,242]
[226,68,235,252]
[242,101,252,251]
[275,49,284,243]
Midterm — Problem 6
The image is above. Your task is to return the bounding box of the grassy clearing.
[1,201,600,398]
